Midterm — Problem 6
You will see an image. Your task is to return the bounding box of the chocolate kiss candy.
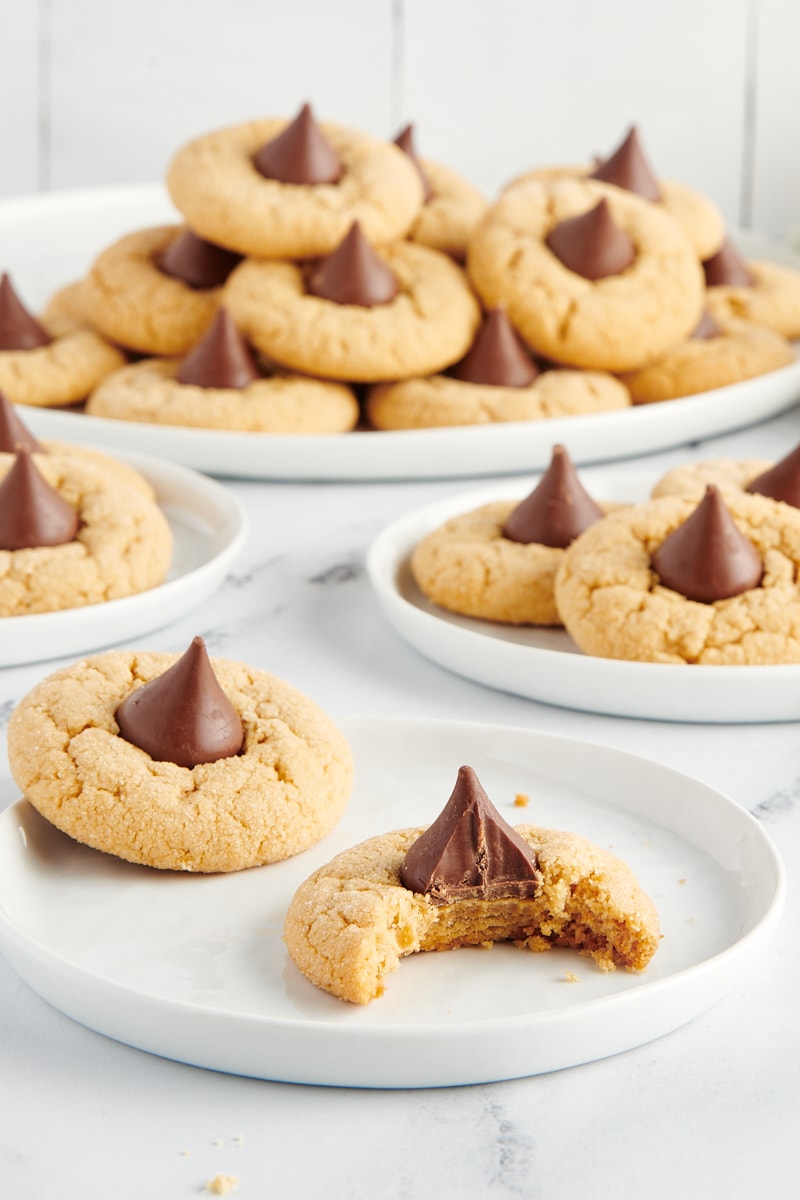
[394,123,433,202]
[703,237,755,288]
[503,444,604,548]
[0,446,78,550]
[691,309,723,340]
[0,389,42,453]
[399,765,542,904]
[177,308,262,390]
[115,636,245,769]
[545,198,636,281]
[307,222,399,307]
[589,125,662,203]
[159,230,242,290]
[0,273,52,352]
[450,307,539,388]
[254,102,342,186]
[652,484,763,603]
[747,444,800,508]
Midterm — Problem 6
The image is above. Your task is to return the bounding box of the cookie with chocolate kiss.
[0,446,78,551]
[589,126,661,203]
[503,444,604,549]
[115,636,244,769]
[158,230,242,290]
[177,308,262,390]
[652,484,763,603]
[546,198,636,281]
[449,307,538,388]
[307,222,399,307]
[254,102,342,186]
[394,123,433,203]
[400,766,542,903]
[703,237,755,288]
[0,274,51,352]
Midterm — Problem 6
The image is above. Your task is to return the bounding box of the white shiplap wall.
[0,0,797,240]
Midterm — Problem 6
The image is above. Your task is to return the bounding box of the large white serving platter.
[0,447,246,666]
[367,468,800,723]
[1,185,799,480]
[0,717,783,1089]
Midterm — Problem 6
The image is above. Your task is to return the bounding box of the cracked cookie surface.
[467,178,704,372]
[284,824,660,1003]
[0,452,171,616]
[8,650,354,872]
[554,490,800,663]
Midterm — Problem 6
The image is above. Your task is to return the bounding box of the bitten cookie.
[467,179,704,372]
[284,823,660,1004]
[617,318,795,403]
[0,312,126,408]
[7,648,354,872]
[0,452,171,615]
[223,242,481,382]
[81,225,235,356]
[87,358,359,433]
[166,117,424,259]
[554,490,800,664]
[367,368,630,429]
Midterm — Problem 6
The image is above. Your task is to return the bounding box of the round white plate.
[367,469,800,723]
[0,447,246,666]
[0,717,784,1088]
[2,185,799,480]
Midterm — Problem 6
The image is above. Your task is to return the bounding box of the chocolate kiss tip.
[0,445,78,551]
[176,308,262,390]
[115,636,245,769]
[394,122,433,202]
[254,102,342,186]
[450,307,538,388]
[545,198,636,281]
[0,390,42,453]
[307,221,399,308]
[503,442,604,548]
[399,765,541,903]
[158,230,242,290]
[589,125,661,203]
[747,443,800,508]
[652,484,763,604]
[0,273,52,352]
[703,237,755,288]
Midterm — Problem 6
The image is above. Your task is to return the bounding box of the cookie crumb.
[233,1134,245,1147]
[212,1139,223,1147]
[179,1150,190,1158]
[205,1175,239,1195]
[564,971,580,983]
[678,878,687,885]
[513,793,530,808]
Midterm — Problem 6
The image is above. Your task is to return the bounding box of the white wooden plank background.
[0,0,798,240]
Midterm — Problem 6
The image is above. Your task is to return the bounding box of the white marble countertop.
[2,409,799,1198]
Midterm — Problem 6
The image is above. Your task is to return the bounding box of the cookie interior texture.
[284,825,660,1004]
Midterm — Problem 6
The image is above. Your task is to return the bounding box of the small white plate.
[2,185,799,480]
[367,469,800,723]
[0,447,246,666]
[0,717,783,1088]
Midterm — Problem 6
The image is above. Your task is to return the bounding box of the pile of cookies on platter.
[412,440,800,665]
[2,107,798,434]
[7,636,660,1002]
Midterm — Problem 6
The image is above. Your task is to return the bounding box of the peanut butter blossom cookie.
[0,446,171,616]
[0,273,125,407]
[506,125,726,261]
[410,445,606,625]
[87,308,359,433]
[651,442,800,507]
[223,221,481,382]
[617,310,795,403]
[393,123,488,261]
[81,225,242,356]
[703,236,800,339]
[284,765,660,1004]
[8,637,354,872]
[554,484,800,664]
[367,307,630,428]
[467,180,704,372]
[166,104,424,259]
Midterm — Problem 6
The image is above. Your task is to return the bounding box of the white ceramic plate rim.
[0,445,247,665]
[2,185,799,479]
[366,467,800,723]
[0,716,785,1088]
